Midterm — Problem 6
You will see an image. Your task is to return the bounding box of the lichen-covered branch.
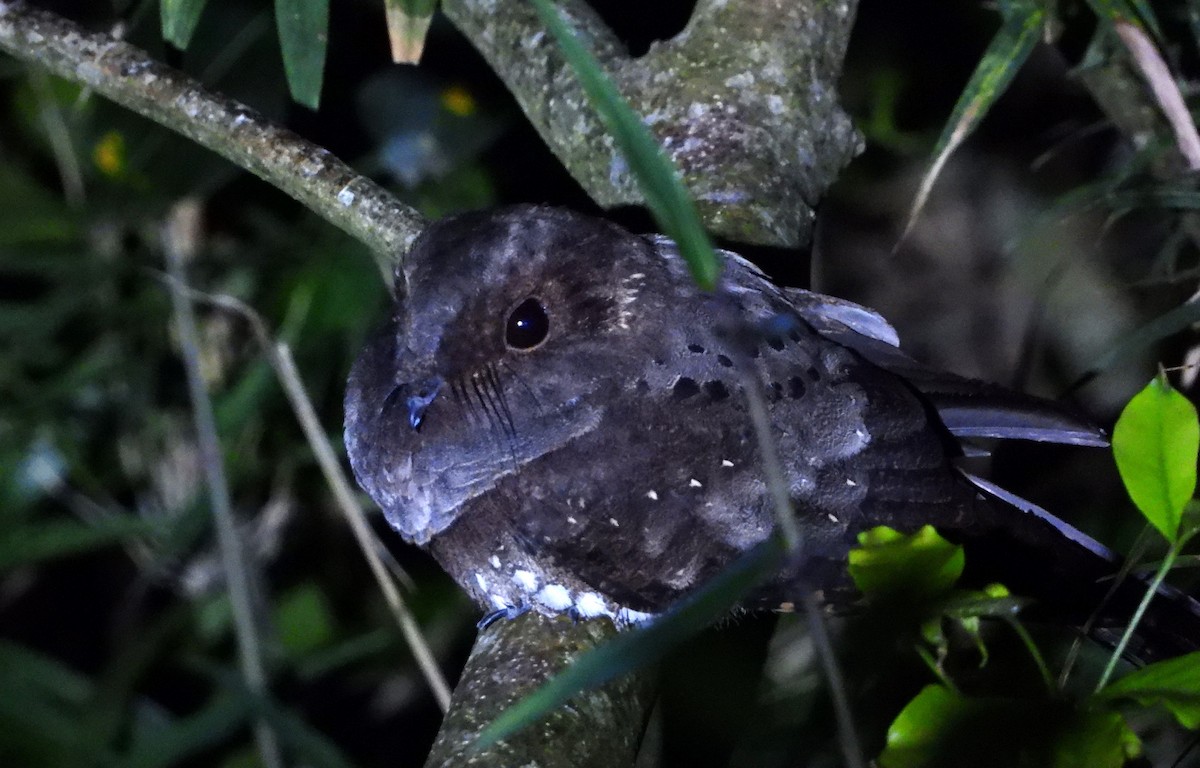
[0,0,425,269]
[424,612,657,768]
[443,0,862,247]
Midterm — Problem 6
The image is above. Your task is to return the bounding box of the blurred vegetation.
[3,0,1200,766]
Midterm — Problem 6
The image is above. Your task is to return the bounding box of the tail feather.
[962,472,1200,665]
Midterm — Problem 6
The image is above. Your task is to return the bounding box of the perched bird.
[344,205,1200,659]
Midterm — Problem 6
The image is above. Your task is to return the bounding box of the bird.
[343,204,1200,660]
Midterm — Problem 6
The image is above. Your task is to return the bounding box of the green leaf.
[124,694,251,768]
[0,516,154,571]
[898,1,1043,246]
[529,0,721,290]
[275,582,335,656]
[921,586,1029,664]
[848,525,964,601]
[161,0,209,49]
[1097,649,1200,729]
[275,0,330,110]
[881,685,1140,768]
[0,640,97,767]
[1112,375,1199,543]
[476,536,784,748]
[384,0,439,64]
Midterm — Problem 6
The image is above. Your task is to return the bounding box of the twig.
[175,284,453,711]
[802,593,865,768]
[0,0,426,272]
[161,201,283,768]
[1114,20,1200,171]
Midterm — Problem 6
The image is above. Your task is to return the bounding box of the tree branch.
[443,0,862,247]
[424,612,656,768]
[0,0,425,270]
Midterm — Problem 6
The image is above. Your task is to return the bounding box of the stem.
[915,645,960,694]
[1057,525,1156,690]
[802,593,865,768]
[1094,543,1181,693]
[161,203,283,768]
[271,342,453,711]
[171,284,454,712]
[1006,618,1053,693]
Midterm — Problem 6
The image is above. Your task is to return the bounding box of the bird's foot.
[477,603,530,630]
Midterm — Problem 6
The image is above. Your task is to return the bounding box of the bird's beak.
[383,376,444,431]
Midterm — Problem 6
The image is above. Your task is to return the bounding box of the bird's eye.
[505,297,550,350]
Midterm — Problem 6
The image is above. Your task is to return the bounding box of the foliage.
[4,0,1200,767]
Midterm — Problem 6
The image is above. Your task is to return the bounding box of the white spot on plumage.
[609,517,620,527]
[474,572,488,591]
[575,592,611,618]
[617,607,655,625]
[490,594,509,610]
[512,569,538,592]
[536,584,572,611]
[567,516,578,524]
[845,478,857,487]
[647,490,659,500]
[827,513,839,523]
[689,478,702,488]
[489,555,501,569]
[721,459,734,467]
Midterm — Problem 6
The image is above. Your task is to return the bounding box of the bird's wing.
[780,287,1108,447]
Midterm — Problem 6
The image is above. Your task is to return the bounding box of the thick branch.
[425,612,656,768]
[0,1,425,268]
[444,0,862,247]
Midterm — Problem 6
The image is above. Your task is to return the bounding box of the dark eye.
[505,297,550,350]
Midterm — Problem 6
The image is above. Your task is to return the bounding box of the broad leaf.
[848,525,964,601]
[1112,375,1199,543]
[1097,649,1200,729]
[881,684,1140,768]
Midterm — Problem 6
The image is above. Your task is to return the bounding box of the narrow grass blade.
[1070,298,1200,391]
[0,516,153,570]
[897,2,1044,248]
[275,0,329,109]
[161,0,209,50]
[1086,0,1163,41]
[385,0,438,64]
[529,0,720,289]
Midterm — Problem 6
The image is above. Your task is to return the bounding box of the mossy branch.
[443,0,862,247]
[425,612,656,768]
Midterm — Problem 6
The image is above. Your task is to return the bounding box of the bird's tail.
[962,473,1200,665]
